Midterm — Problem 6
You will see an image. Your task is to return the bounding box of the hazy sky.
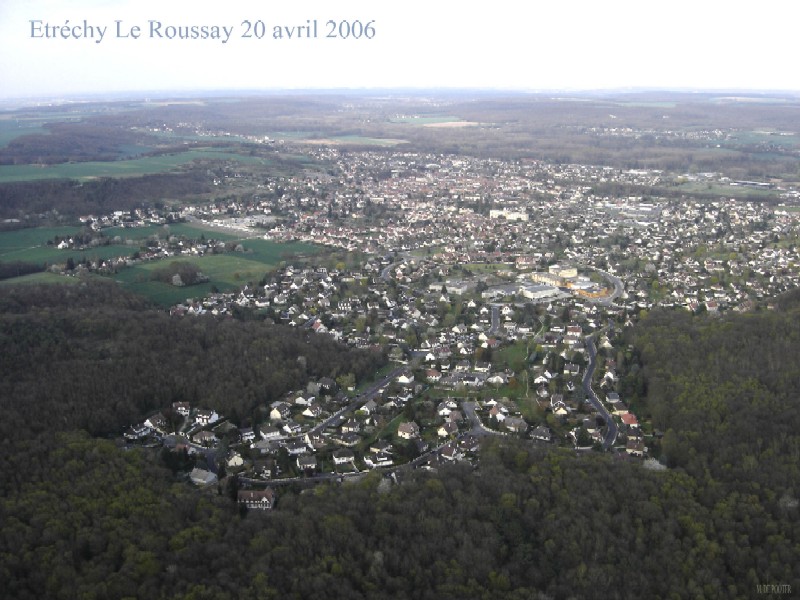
[0,0,797,99]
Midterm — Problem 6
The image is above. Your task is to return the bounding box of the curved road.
[582,338,618,450]
[589,266,625,306]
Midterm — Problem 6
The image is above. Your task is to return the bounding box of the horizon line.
[3,86,800,107]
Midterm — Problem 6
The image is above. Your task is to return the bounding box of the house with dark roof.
[397,421,420,440]
[237,488,274,510]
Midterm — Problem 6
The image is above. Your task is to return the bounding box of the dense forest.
[0,171,213,220]
[0,122,159,165]
[1,282,799,598]
[0,282,385,445]
[0,260,44,280]
[625,294,800,495]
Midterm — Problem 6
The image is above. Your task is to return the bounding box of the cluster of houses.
[209,146,800,313]
[126,366,492,495]
[106,136,800,502]
[53,136,800,323]
[604,391,647,457]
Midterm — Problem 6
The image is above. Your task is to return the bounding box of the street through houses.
[582,338,618,450]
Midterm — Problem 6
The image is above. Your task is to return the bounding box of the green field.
[2,244,135,266]
[0,226,144,265]
[390,115,462,125]
[236,239,318,264]
[111,240,320,305]
[117,254,265,287]
[0,120,49,148]
[0,223,242,265]
[461,262,514,274]
[0,148,274,183]
[112,274,222,307]
[329,135,407,147]
[493,340,531,373]
[103,222,241,242]
[0,226,82,255]
[0,225,321,305]
[612,101,677,108]
[0,111,87,148]
[0,271,81,287]
[724,130,800,148]
[676,181,779,199]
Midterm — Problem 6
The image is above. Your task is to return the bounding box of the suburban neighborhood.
[95,139,800,503]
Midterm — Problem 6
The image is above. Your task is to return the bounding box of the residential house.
[269,402,292,422]
[461,374,485,388]
[370,439,393,454]
[293,395,312,406]
[332,449,355,465]
[195,409,219,426]
[486,372,508,386]
[172,402,191,417]
[437,400,456,417]
[505,417,529,434]
[361,399,378,415]
[448,410,464,424]
[612,402,630,416]
[193,430,218,447]
[341,418,361,434]
[297,455,318,471]
[455,360,471,372]
[364,451,393,469]
[532,425,553,442]
[318,377,337,395]
[396,372,415,386]
[227,452,245,469]
[189,468,217,486]
[302,403,324,419]
[306,430,328,449]
[237,488,274,510]
[252,458,275,478]
[621,413,639,429]
[458,434,480,454]
[439,443,463,462]
[124,423,151,442]
[550,394,568,416]
[332,431,361,447]
[285,439,309,456]
[282,420,303,436]
[426,369,442,383]
[397,421,420,440]
[626,439,646,457]
[259,424,282,441]
[489,403,507,422]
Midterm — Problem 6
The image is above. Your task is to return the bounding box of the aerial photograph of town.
[1,1,798,599]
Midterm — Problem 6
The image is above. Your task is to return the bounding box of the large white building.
[489,209,528,222]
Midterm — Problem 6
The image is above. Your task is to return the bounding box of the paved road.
[583,266,624,306]
[308,366,407,437]
[462,400,503,438]
[582,338,618,450]
[488,304,501,336]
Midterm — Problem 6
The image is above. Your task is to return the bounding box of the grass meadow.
[0,224,321,306]
[0,148,275,183]
[113,241,318,306]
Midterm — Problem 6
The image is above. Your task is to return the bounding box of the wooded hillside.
[1,283,798,599]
